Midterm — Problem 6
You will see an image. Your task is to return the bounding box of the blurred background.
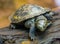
[0,0,60,28]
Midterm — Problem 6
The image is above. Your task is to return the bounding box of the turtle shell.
[10,4,51,23]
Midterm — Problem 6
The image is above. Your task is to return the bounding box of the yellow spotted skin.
[13,16,18,20]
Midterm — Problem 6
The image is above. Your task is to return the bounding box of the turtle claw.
[29,26,36,40]
[9,24,16,29]
[29,32,36,40]
[30,36,36,40]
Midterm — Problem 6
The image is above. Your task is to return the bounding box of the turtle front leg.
[24,18,36,40]
[29,25,36,40]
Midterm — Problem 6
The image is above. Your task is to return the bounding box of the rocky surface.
[0,13,60,44]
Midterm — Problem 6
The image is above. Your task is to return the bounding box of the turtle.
[9,4,56,40]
